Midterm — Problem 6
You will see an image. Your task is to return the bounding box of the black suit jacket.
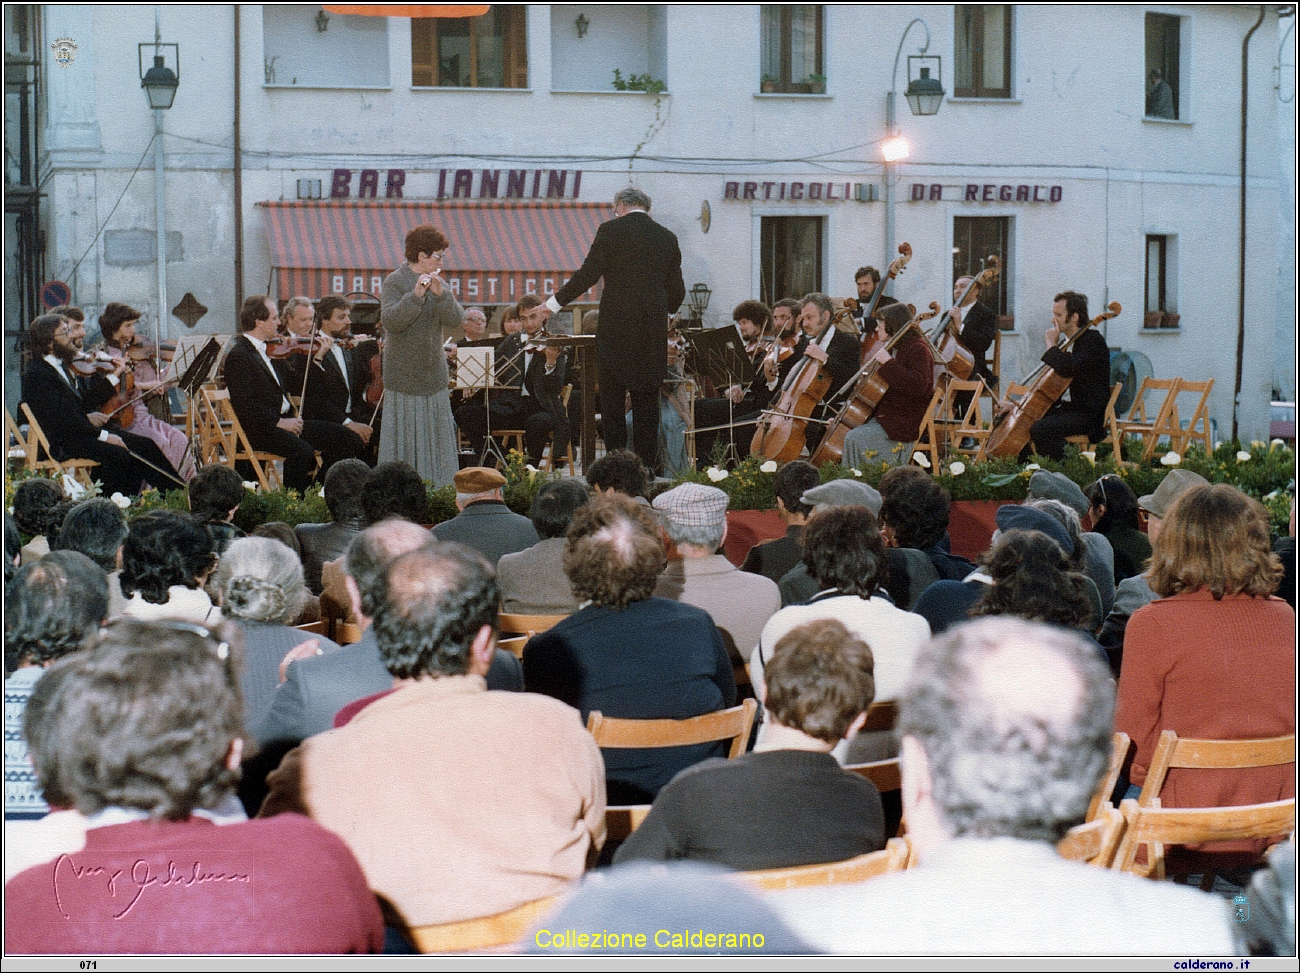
[223,334,294,445]
[553,211,686,392]
[1043,327,1112,425]
[959,301,998,385]
[20,358,103,460]
[279,347,365,426]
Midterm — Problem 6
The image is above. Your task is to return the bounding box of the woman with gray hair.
[214,537,339,731]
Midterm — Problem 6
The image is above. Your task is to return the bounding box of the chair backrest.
[844,758,902,796]
[1056,805,1125,868]
[1170,378,1213,453]
[496,635,527,659]
[409,895,561,953]
[735,836,912,891]
[293,620,330,637]
[6,407,33,470]
[604,804,653,844]
[1087,731,1132,822]
[498,611,569,640]
[19,403,99,485]
[201,387,282,490]
[1112,798,1296,879]
[860,700,898,734]
[1137,730,1296,807]
[336,621,363,645]
[586,699,759,761]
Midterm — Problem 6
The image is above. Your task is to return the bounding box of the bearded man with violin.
[20,311,184,496]
[224,295,368,492]
[691,299,781,466]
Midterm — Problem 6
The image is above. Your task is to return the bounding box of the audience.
[430,466,538,563]
[1027,469,1117,614]
[118,511,221,624]
[12,478,63,564]
[496,478,587,614]
[741,460,820,583]
[769,617,1235,954]
[1023,497,1113,619]
[260,541,604,935]
[615,618,884,871]
[585,448,650,502]
[4,512,21,585]
[296,458,370,594]
[878,466,974,583]
[776,477,882,606]
[50,498,130,617]
[188,464,247,554]
[5,620,384,953]
[524,495,735,804]
[4,552,108,820]
[1086,474,1152,585]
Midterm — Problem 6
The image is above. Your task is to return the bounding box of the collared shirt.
[245,334,293,414]
[47,354,110,442]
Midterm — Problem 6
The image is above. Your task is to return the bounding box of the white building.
[7,4,1294,442]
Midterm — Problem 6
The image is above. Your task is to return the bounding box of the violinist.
[840,302,935,469]
[792,293,861,454]
[692,300,778,465]
[224,296,367,493]
[759,299,808,392]
[1003,290,1110,461]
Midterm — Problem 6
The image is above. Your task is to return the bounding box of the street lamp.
[884,19,945,259]
[138,24,179,363]
[688,282,712,328]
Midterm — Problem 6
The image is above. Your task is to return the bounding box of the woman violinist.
[839,302,935,469]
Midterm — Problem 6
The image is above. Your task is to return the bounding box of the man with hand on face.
[851,266,898,330]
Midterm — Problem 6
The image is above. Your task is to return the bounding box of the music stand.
[686,326,759,467]
[462,343,525,469]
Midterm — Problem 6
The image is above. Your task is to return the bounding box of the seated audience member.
[615,619,884,871]
[1027,469,1116,612]
[1238,843,1296,956]
[118,511,221,624]
[4,552,109,820]
[496,479,588,614]
[12,477,63,564]
[770,618,1236,954]
[296,458,370,595]
[740,460,821,584]
[188,464,247,554]
[776,478,882,607]
[260,542,604,932]
[652,482,780,670]
[1273,497,1295,611]
[249,522,320,625]
[51,498,130,617]
[1086,473,1152,585]
[4,513,21,585]
[878,466,974,582]
[256,519,522,751]
[430,466,539,563]
[1096,469,1209,672]
[1116,484,1294,850]
[586,448,650,503]
[214,537,341,733]
[5,620,384,953]
[524,495,736,804]
[1024,496,1115,617]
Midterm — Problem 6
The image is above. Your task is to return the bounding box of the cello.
[984,301,1121,459]
[750,305,856,463]
[811,302,942,466]
[930,255,1000,381]
[859,243,913,364]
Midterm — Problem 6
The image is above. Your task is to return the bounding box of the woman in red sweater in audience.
[1116,484,1294,822]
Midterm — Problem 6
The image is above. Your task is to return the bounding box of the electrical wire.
[63,130,158,283]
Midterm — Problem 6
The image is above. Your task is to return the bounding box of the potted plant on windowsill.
[1144,311,1165,329]
[806,73,826,94]
[1161,312,1180,329]
[760,74,777,94]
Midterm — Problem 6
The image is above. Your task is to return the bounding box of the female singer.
[378,224,463,485]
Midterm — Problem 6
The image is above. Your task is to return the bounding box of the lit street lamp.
[884,18,945,259]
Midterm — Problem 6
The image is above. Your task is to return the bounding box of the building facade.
[6,4,1293,441]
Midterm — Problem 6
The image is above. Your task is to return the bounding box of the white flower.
[242,481,259,491]
[1236,450,1253,463]
[1160,451,1181,466]
[1080,451,1096,465]
[912,452,931,469]
[1250,440,1266,449]
[109,492,131,510]
[60,473,86,501]
[850,468,862,477]
[1024,462,1041,472]
[948,461,966,476]
[1265,490,1280,501]
[706,466,729,482]
[1270,438,1288,451]
[759,460,778,474]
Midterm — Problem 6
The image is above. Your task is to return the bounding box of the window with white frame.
[1144,234,1179,327]
[954,5,1012,99]
[1144,12,1183,120]
[760,6,824,94]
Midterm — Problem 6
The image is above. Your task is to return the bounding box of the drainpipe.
[1234,5,1266,443]
[233,4,244,308]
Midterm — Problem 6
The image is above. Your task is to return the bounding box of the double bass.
[811,302,942,466]
[930,255,1000,381]
[859,242,913,364]
[983,301,1121,459]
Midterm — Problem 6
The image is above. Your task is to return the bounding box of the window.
[952,216,1011,325]
[954,5,1011,99]
[412,6,527,88]
[760,6,824,94]
[1144,12,1180,119]
[1144,234,1179,327]
[262,6,389,88]
[550,5,667,93]
[760,217,823,307]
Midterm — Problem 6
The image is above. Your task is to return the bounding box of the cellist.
[999,290,1111,460]
[790,293,861,454]
[840,302,935,469]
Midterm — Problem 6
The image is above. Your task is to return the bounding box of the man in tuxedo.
[19,313,183,495]
[793,292,862,455]
[224,296,366,493]
[951,275,998,391]
[534,187,686,469]
[852,266,897,330]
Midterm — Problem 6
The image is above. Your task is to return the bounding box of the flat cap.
[996,503,1075,555]
[1138,469,1210,519]
[1027,470,1090,518]
[453,466,507,494]
[801,478,882,515]
[653,482,729,529]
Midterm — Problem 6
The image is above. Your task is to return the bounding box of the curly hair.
[563,495,665,610]
[404,224,448,264]
[26,619,245,821]
[189,465,246,524]
[530,479,589,540]
[1147,484,1283,599]
[322,459,371,523]
[52,498,130,572]
[801,505,884,598]
[12,477,63,536]
[372,542,498,680]
[971,530,1095,630]
[97,302,142,344]
[879,467,950,551]
[773,460,820,518]
[765,619,875,743]
[586,449,648,499]
[732,300,772,330]
[5,551,108,671]
[215,537,308,626]
[1086,474,1141,534]
[119,511,217,605]
[361,462,429,526]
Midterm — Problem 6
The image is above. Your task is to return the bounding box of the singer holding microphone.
[378,224,464,486]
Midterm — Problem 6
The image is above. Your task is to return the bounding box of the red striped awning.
[257,199,611,304]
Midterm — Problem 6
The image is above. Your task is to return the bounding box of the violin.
[126,339,176,364]
[812,302,942,466]
[266,334,331,359]
[984,301,1122,459]
[366,335,384,411]
[931,255,1000,381]
[860,243,913,364]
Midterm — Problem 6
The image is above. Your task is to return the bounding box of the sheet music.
[455,346,495,390]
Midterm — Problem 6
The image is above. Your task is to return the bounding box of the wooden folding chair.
[409,895,561,953]
[1117,378,1181,462]
[497,635,528,658]
[604,804,653,844]
[498,611,570,640]
[939,378,996,462]
[293,620,330,637]
[1066,383,1125,461]
[335,621,363,645]
[1056,805,1126,868]
[6,407,32,474]
[1113,798,1295,880]
[19,404,100,487]
[1136,731,1295,808]
[199,387,284,491]
[586,699,759,761]
[540,385,577,475]
[735,837,913,891]
[1168,378,1214,455]
[1087,731,1132,823]
[910,385,950,472]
